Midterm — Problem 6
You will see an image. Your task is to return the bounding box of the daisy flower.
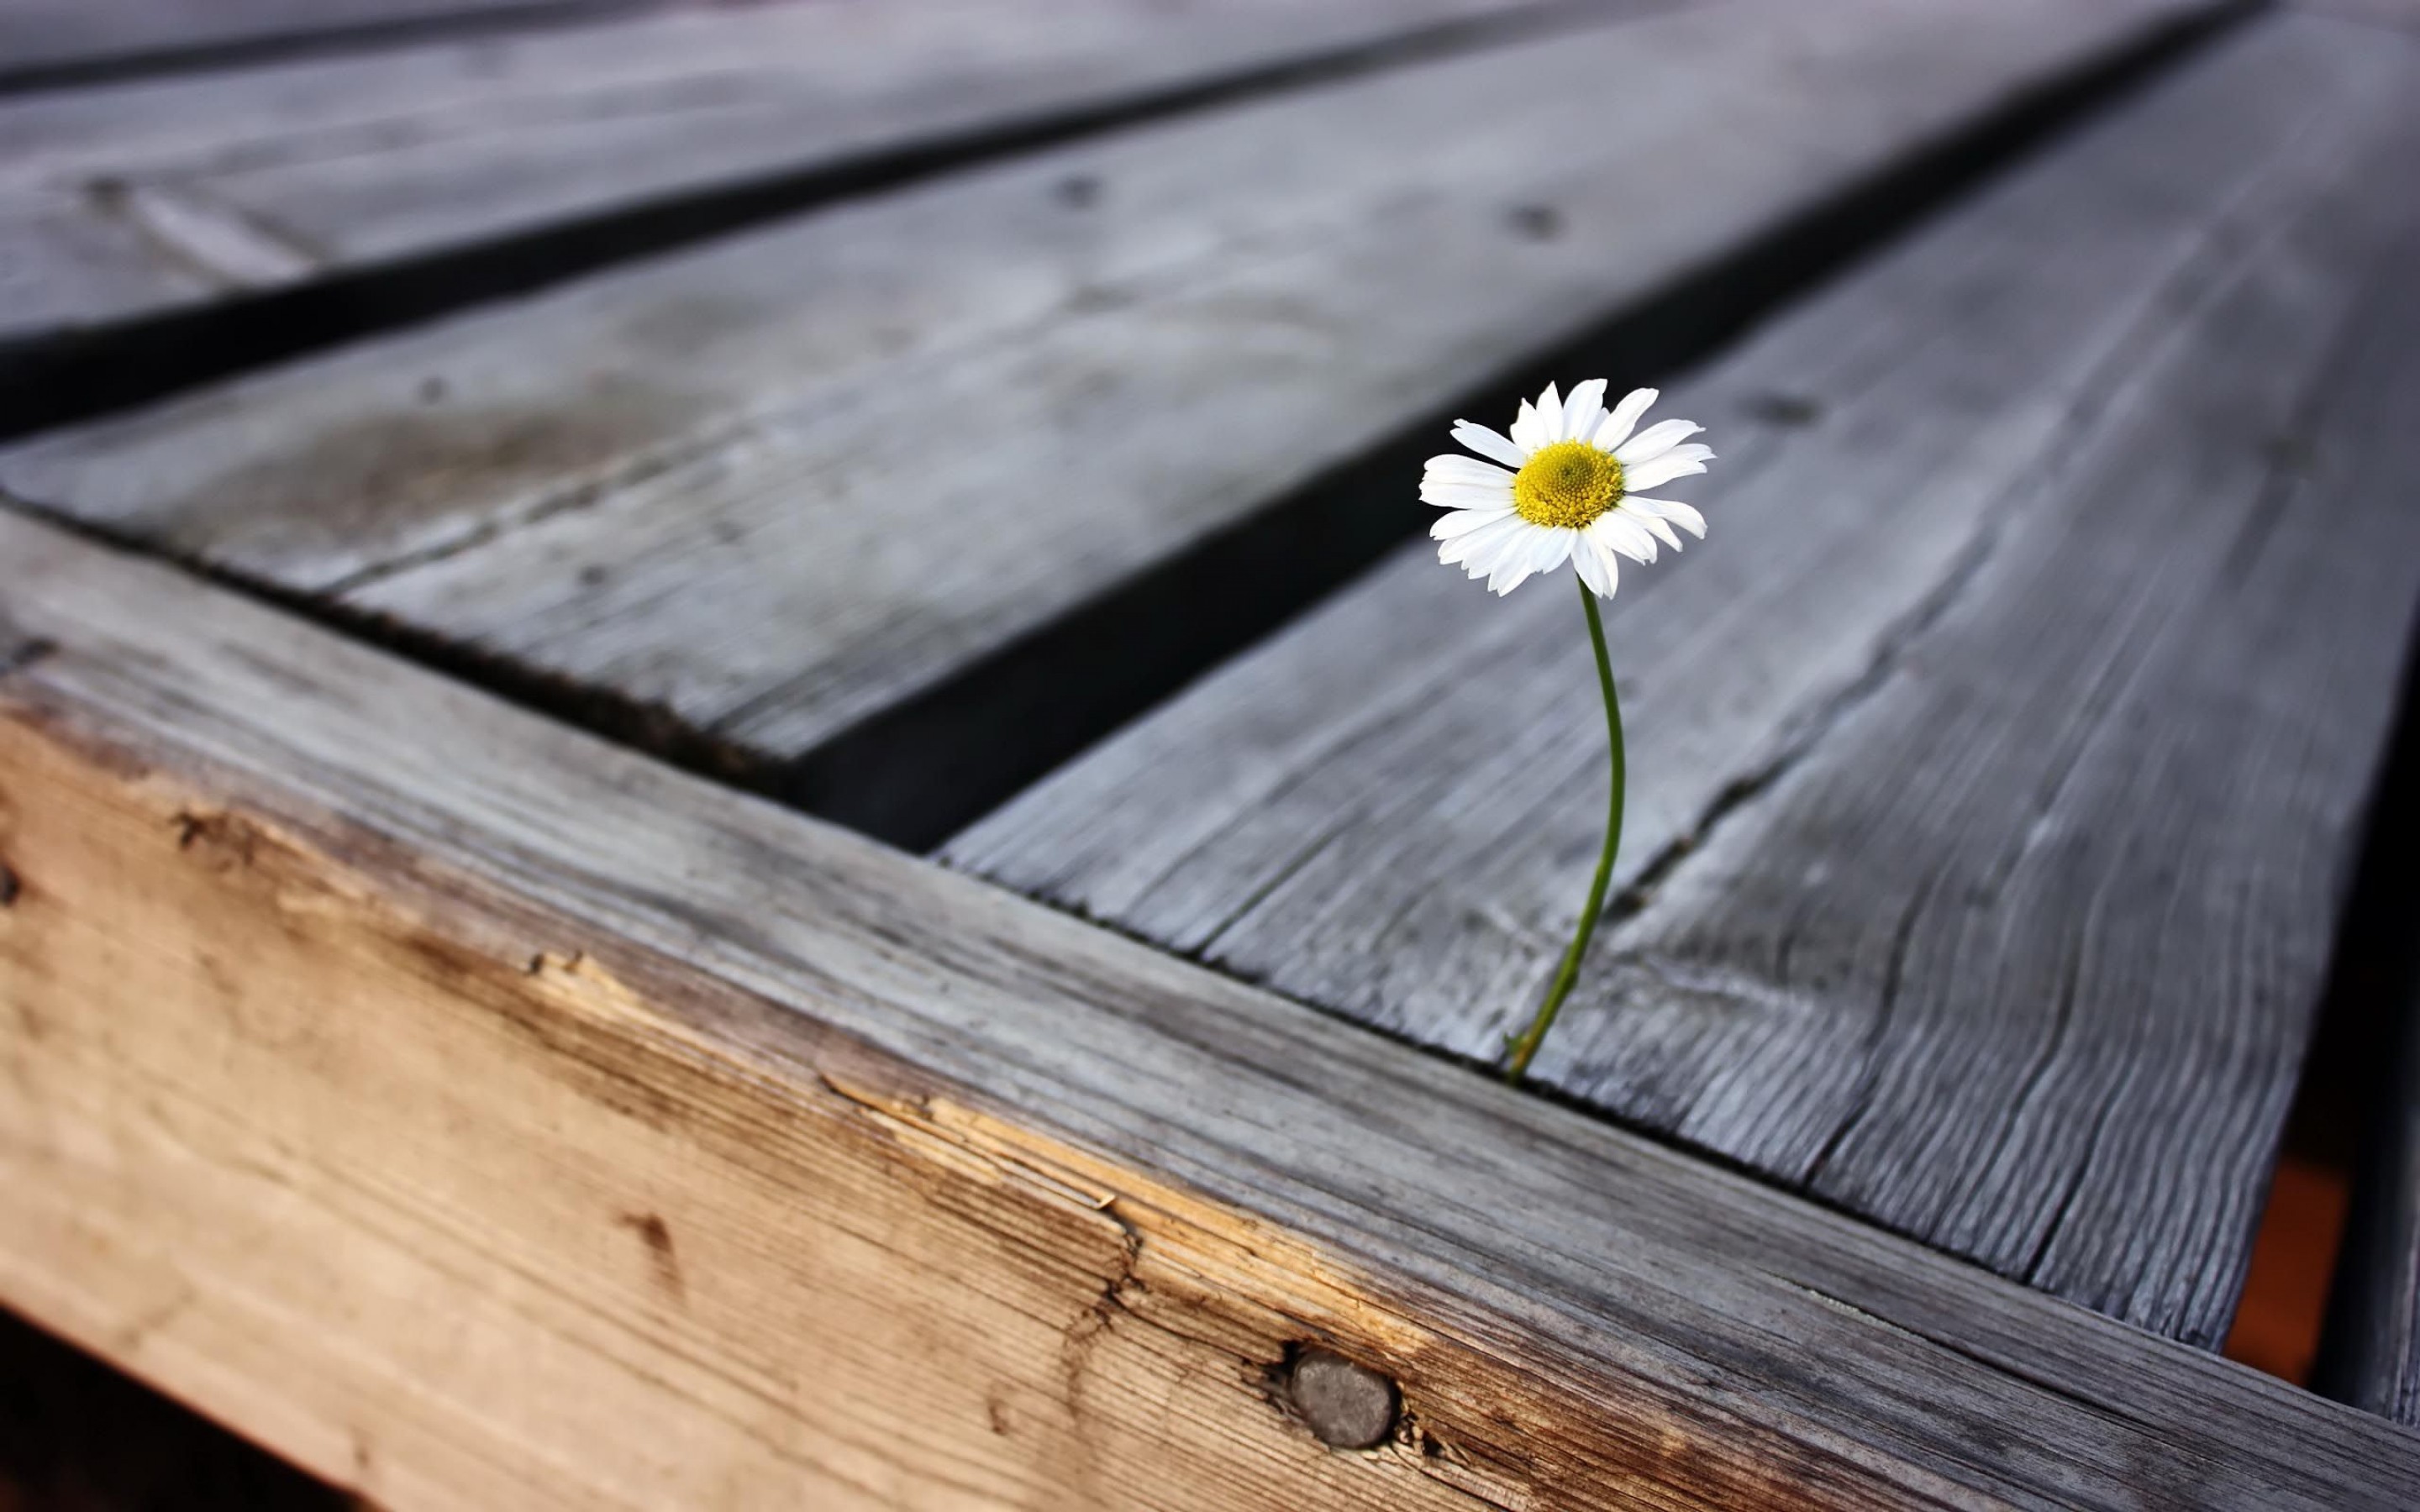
[1426,381,1718,1083]
[1423,380,1711,597]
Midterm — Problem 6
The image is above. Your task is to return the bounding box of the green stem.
[1503,574,1626,1083]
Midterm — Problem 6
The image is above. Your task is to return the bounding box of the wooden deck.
[5,1,2420,1506]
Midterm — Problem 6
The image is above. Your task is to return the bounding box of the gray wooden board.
[945,11,2420,1349]
[0,0,2215,791]
[0,0,619,81]
[0,0,1556,343]
[8,509,2420,1510]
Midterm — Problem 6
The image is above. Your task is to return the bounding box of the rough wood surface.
[0,0,1555,344]
[0,0,2217,815]
[4,512,2417,1511]
[947,13,2420,1349]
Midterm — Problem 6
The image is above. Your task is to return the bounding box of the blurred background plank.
[945,12,2420,1349]
[0,0,2223,851]
[0,0,1569,351]
[0,0,638,88]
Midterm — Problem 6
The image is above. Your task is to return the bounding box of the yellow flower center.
[1512,439,1623,529]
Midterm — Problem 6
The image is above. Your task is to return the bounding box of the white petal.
[1424,454,1516,486]
[1483,526,1560,594]
[1584,534,1623,599]
[1618,499,1683,551]
[1463,527,1533,585]
[1571,531,1613,596]
[1439,513,1531,567]
[1430,506,1513,540]
[1534,383,1564,440]
[1510,528,1576,591]
[1627,496,1706,538]
[1449,420,1528,468]
[1614,417,1703,465]
[1508,399,1555,453]
[1654,443,1715,469]
[1560,379,1607,446]
[1421,484,1515,513]
[1588,512,1659,564]
[1418,470,1516,498]
[1622,453,1708,491]
[1593,387,1657,451]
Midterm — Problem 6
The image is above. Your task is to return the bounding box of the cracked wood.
[945,12,2420,1349]
[3,511,2418,1509]
[0,0,2214,820]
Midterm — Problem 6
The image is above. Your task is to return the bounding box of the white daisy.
[1423,380,1712,597]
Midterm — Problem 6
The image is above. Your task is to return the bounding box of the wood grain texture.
[3,512,2418,1510]
[947,13,2420,1349]
[0,0,2217,787]
[0,0,1558,344]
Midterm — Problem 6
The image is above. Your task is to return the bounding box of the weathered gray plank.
[0,0,1555,344]
[6,506,2420,1510]
[945,12,2420,1348]
[0,0,623,83]
[0,0,2218,832]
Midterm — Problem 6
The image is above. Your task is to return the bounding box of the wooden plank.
[946,11,2420,1348]
[3,511,2417,1510]
[0,0,1560,345]
[0,0,625,85]
[0,0,2222,840]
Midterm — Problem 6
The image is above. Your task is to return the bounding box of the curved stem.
[1502,575,1626,1083]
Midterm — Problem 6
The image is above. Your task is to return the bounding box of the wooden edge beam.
[1,509,2413,1508]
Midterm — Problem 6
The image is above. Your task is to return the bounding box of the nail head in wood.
[1286,1347,1398,1450]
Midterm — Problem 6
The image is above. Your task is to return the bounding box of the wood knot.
[1286,1347,1398,1450]
[1507,204,1561,241]
[1745,391,1823,428]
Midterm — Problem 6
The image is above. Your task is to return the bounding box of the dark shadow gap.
[2307,595,2420,1415]
[0,0,655,98]
[0,0,1638,443]
[0,1305,354,1509]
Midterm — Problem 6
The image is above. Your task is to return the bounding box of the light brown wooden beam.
[0,520,2412,1508]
